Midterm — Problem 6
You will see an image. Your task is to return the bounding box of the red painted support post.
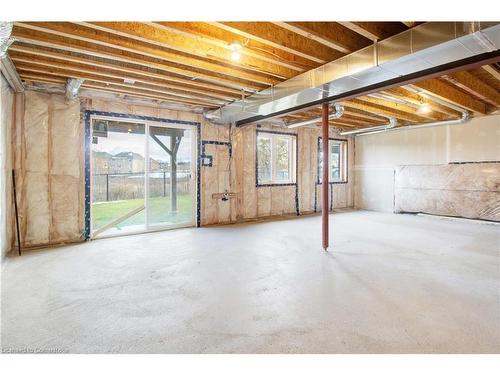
[322,103,329,251]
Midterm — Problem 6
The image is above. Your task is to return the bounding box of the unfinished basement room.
[1,3,500,364]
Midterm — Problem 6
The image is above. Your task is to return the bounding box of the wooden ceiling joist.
[152,22,316,71]
[11,33,266,95]
[13,23,271,91]
[8,21,499,129]
[445,71,500,107]
[358,95,448,121]
[481,64,500,81]
[382,87,461,117]
[412,79,489,114]
[272,22,371,54]
[79,21,296,80]
[81,81,217,107]
[10,53,237,102]
[17,65,227,106]
[342,99,424,123]
[9,44,244,98]
[21,73,211,107]
[212,22,343,64]
[337,22,407,42]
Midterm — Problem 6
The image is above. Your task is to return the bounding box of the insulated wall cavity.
[0,73,14,257]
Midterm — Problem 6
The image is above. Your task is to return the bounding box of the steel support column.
[322,103,329,251]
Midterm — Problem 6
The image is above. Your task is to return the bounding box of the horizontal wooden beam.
[337,22,407,42]
[481,64,500,81]
[82,82,217,108]
[20,73,210,108]
[342,99,424,123]
[42,21,282,84]
[383,87,461,117]
[358,95,448,121]
[153,22,315,71]
[213,22,343,64]
[273,22,369,54]
[301,107,384,126]
[18,70,221,107]
[11,53,234,103]
[446,71,500,107]
[81,21,295,80]
[341,106,390,122]
[13,23,269,91]
[9,43,243,98]
[413,78,488,114]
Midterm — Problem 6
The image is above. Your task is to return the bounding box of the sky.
[93,129,193,163]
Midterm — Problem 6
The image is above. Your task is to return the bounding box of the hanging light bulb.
[229,42,242,61]
[417,102,431,114]
[417,103,431,114]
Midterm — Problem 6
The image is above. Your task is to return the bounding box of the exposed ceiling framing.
[7,21,500,130]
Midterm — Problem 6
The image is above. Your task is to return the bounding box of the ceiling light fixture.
[417,102,431,114]
[229,42,242,61]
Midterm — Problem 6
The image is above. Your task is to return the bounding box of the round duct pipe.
[286,103,344,129]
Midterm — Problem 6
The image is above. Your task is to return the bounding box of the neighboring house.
[92,151,112,174]
[111,152,145,174]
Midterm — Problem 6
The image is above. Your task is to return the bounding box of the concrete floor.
[1,210,499,353]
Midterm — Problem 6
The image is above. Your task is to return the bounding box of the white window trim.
[319,138,348,184]
[257,132,296,185]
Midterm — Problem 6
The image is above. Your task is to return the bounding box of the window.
[318,138,347,183]
[257,132,296,185]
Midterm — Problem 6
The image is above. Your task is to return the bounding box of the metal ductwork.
[286,103,344,128]
[0,21,14,58]
[206,22,500,126]
[0,21,24,92]
[65,78,84,101]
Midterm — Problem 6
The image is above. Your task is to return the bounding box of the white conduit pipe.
[286,103,344,128]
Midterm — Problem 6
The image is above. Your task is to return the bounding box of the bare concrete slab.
[1,211,499,353]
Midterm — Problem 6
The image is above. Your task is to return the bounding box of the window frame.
[317,137,348,184]
[256,130,297,186]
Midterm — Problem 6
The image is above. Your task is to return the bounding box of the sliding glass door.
[147,125,194,227]
[91,118,195,238]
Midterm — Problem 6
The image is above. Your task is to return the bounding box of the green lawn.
[92,195,193,231]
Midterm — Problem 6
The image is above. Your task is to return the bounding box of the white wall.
[0,73,14,258]
[354,114,500,213]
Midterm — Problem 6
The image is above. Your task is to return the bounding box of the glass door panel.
[148,125,194,227]
[92,120,146,237]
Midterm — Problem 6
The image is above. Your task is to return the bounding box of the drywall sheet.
[355,115,500,214]
[395,163,500,221]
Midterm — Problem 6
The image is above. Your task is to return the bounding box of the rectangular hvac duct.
[206,22,500,126]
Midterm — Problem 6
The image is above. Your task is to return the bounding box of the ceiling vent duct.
[206,22,500,126]
[0,21,14,58]
[286,103,344,128]
[0,21,24,92]
[66,78,85,101]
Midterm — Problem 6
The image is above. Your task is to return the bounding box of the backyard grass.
[92,195,193,230]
